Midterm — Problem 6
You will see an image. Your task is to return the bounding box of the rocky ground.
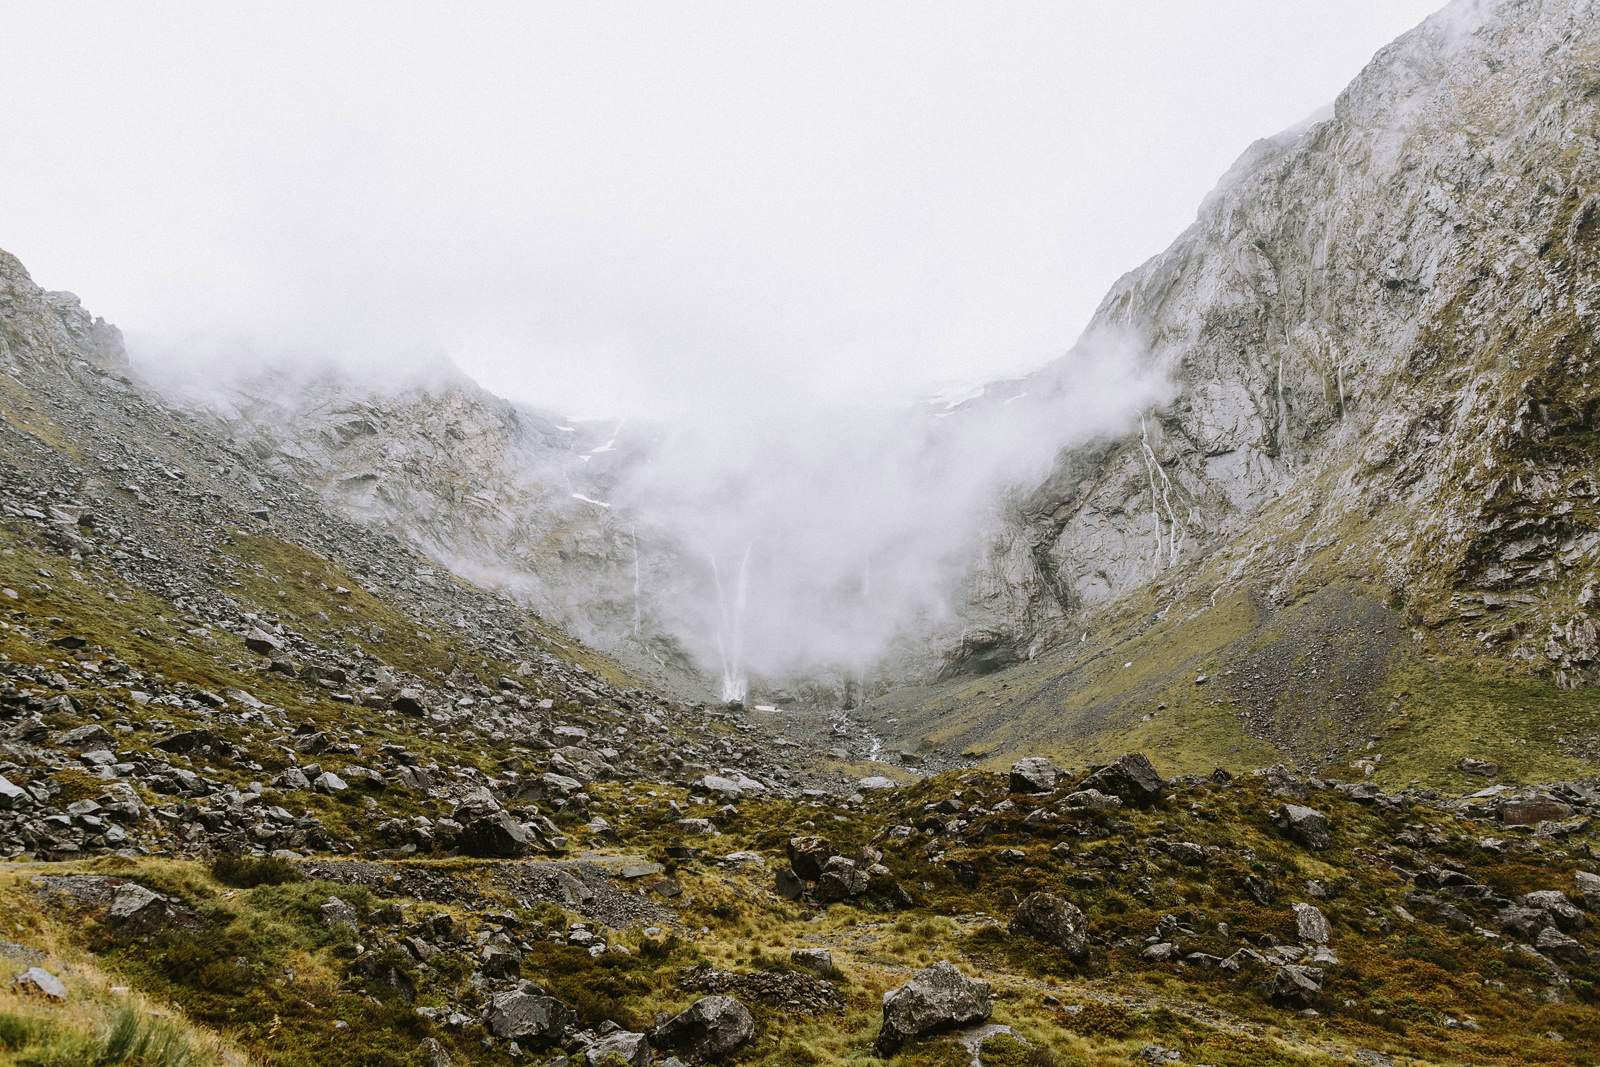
[7,3,1600,1062]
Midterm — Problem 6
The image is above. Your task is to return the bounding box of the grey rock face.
[1061,788,1121,810]
[652,994,754,1062]
[936,0,1600,696]
[1009,892,1090,959]
[107,884,173,934]
[1271,804,1331,850]
[1008,757,1062,794]
[815,856,868,903]
[1268,965,1323,1007]
[875,961,993,1054]
[1293,902,1331,945]
[1080,752,1165,805]
[785,836,833,881]
[583,1030,652,1067]
[12,966,67,1000]
[790,947,837,977]
[458,810,532,858]
[485,992,577,1048]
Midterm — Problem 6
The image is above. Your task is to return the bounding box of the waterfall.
[630,526,642,638]
[712,543,752,703]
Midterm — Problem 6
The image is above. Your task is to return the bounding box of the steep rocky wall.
[956,0,1600,680]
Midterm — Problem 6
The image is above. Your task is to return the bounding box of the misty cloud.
[612,329,1170,697]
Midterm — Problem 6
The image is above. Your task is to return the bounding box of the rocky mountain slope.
[839,0,1600,777]
[157,363,708,695]
[5,2,1600,1065]
[963,0,1600,671]
[8,232,1600,1067]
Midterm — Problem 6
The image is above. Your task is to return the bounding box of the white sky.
[1,1,1443,418]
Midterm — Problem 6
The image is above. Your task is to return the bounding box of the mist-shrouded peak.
[609,328,1169,689]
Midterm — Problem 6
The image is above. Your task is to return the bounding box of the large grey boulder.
[1270,803,1331,850]
[786,836,833,881]
[1575,870,1600,912]
[652,994,753,1062]
[485,991,577,1048]
[1293,903,1330,944]
[1536,925,1589,968]
[875,961,992,1054]
[1009,892,1089,959]
[108,884,177,935]
[584,1029,652,1067]
[1079,752,1165,806]
[790,947,837,977]
[1008,757,1062,794]
[1268,965,1323,1007]
[12,967,67,1000]
[458,809,532,858]
[815,856,869,903]
[0,774,31,810]
[1521,890,1587,933]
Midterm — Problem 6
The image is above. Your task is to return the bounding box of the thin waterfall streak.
[712,543,753,703]
[631,526,642,638]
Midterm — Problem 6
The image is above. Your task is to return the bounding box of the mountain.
[4,4,1600,1066]
[858,0,1600,777]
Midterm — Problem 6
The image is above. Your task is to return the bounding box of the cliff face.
[959,0,1600,683]
[35,0,1594,705]
[169,367,707,691]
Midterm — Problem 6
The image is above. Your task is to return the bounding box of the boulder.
[1575,870,1600,911]
[57,724,112,747]
[244,628,281,655]
[1270,804,1331,850]
[1536,925,1589,967]
[108,884,174,935]
[458,810,532,858]
[1502,797,1575,825]
[875,961,992,1054]
[786,835,833,881]
[1060,789,1121,810]
[1008,892,1089,958]
[815,856,868,903]
[275,767,311,791]
[0,774,31,810]
[1008,757,1062,794]
[1522,890,1587,932]
[1293,903,1331,944]
[1079,752,1165,806]
[485,991,577,1049]
[790,948,837,977]
[1267,965,1323,1007]
[653,994,754,1062]
[701,775,745,800]
[1458,757,1499,777]
[12,967,67,1000]
[313,771,348,794]
[584,1030,652,1067]
[479,943,523,979]
[1497,904,1551,940]
[391,688,429,716]
[858,776,897,792]
[774,869,807,901]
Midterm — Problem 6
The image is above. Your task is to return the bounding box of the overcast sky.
[1,1,1443,418]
